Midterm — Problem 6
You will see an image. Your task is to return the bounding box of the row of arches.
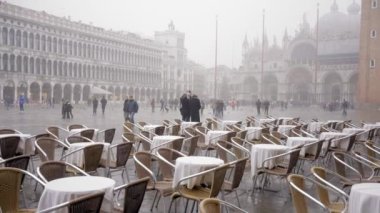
[1,80,161,104]
[1,26,161,67]
[0,53,161,84]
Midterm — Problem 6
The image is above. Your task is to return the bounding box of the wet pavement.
[1,102,378,212]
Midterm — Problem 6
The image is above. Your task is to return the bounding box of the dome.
[347,1,360,15]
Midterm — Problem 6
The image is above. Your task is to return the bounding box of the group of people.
[61,100,73,119]
[255,99,270,115]
[123,96,139,123]
[179,90,201,122]
[92,96,107,115]
[212,100,225,118]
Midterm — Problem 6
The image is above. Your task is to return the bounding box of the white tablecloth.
[65,142,109,167]
[363,123,380,130]
[0,133,33,156]
[307,121,325,133]
[205,130,230,145]
[343,128,367,140]
[286,137,318,157]
[37,176,115,213]
[276,117,293,125]
[349,183,380,213]
[172,156,224,189]
[278,125,296,136]
[180,122,199,135]
[250,144,288,177]
[319,132,348,150]
[151,135,184,152]
[245,127,262,140]
[221,120,239,130]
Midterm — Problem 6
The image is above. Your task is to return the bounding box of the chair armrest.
[260,149,298,168]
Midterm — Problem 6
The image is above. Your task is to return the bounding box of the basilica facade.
[233,0,360,105]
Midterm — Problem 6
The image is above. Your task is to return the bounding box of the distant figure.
[66,101,73,119]
[123,97,130,121]
[19,94,25,112]
[256,99,261,115]
[92,97,98,115]
[160,99,165,112]
[180,91,191,121]
[190,95,201,122]
[61,99,65,119]
[200,100,205,116]
[101,96,107,115]
[174,98,179,110]
[263,100,270,115]
[151,98,155,112]
[126,96,138,123]
[342,99,349,116]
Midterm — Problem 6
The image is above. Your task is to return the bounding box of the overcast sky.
[7,0,358,68]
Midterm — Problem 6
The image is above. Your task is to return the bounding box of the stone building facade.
[232,0,360,105]
[0,2,163,104]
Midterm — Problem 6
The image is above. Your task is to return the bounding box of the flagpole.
[214,15,218,100]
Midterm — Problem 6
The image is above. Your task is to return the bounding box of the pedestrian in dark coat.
[92,97,98,115]
[101,96,107,115]
[256,99,261,115]
[180,92,191,121]
[126,96,138,123]
[190,95,201,122]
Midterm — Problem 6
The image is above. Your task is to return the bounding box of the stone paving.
[1,102,379,212]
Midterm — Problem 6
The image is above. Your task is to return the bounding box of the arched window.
[28,33,34,49]
[35,34,40,50]
[9,29,15,46]
[16,30,21,47]
[2,27,8,45]
[36,58,40,74]
[46,36,51,52]
[22,31,28,48]
[2,54,8,71]
[10,55,15,71]
[29,57,34,74]
[23,56,28,73]
[53,37,57,53]
[42,35,47,51]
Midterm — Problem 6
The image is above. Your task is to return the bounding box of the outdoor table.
[245,127,262,140]
[65,142,109,168]
[180,122,199,135]
[278,125,296,136]
[286,137,318,157]
[205,130,230,145]
[307,121,324,133]
[250,144,288,177]
[319,132,348,150]
[348,183,380,213]
[151,135,183,153]
[0,133,33,155]
[221,120,239,130]
[172,156,224,189]
[37,176,115,213]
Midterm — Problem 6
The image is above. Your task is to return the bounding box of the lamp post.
[260,9,265,99]
[314,3,320,104]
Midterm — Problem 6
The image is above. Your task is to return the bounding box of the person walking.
[92,97,98,115]
[151,98,155,112]
[100,96,107,115]
[342,99,349,116]
[256,99,261,115]
[190,94,201,122]
[123,97,130,121]
[263,100,270,115]
[66,101,73,119]
[126,96,138,123]
[19,94,25,112]
[200,100,205,116]
[160,99,165,112]
[180,91,191,121]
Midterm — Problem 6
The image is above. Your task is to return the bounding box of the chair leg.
[21,189,27,208]
[124,167,131,183]
[190,200,196,213]
[151,191,158,211]
[155,194,161,208]
[235,190,241,208]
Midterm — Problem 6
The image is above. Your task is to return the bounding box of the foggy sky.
[7,0,358,68]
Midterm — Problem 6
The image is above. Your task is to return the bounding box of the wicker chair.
[199,198,248,213]
[39,191,105,213]
[46,126,69,140]
[36,137,69,162]
[0,135,20,159]
[181,135,199,156]
[97,128,116,144]
[123,121,135,133]
[61,143,104,174]
[113,177,150,213]
[297,139,325,172]
[170,124,181,136]
[287,174,348,213]
[67,124,87,131]
[65,135,94,145]
[174,119,182,125]
[122,132,136,143]
[0,167,45,213]
[133,152,173,211]
[311,166,354,195]
[184,127,196,138]
[168,164,230,212]
[74,128,95,140]
[138,131,153,152]
[154,125,166,136]
[261,133,282,145]
[156,148,186,181]
[0,128,22,134]
[100,142,134,183]
[37,161,89,183]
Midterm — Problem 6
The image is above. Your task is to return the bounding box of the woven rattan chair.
[181,135,199,156]
[0,128,22,134]
[236,130,247,140]
[297,139,325,172]
[156,148,186,181]
[65,135,94,145]
[100,142,134,183]
[148,137,184,153]
[36,137,69,162]
[287,174,348,213]
[97,128,116,144]
[67,124,87,131]
[0,135,20,159]
[39,191,105,213]
[122,132,136,143]
[61,143,104,174]
[311,166,354,195]
[0,167,45,213]
[123,121,135,133]
[261,133,282,145]
[168,164,230,212]
[199,198,248,213]
[154,125,166,136]
[184,127,196,138]
[113,177,150,213]
[174,119,182,125]
[170,124,181,136]
[138,131,153,151]
[76,128,95,140]
[46,126,69,140]
[37,161,89,183]
[133,151,173,211]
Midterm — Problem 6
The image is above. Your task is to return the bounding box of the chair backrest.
[333,152,371,180]
[83,144,104,172]
[122,177,150,213]
[230,158,248,189]
[171,125,181,136]
[303,139,324,161]
[38,161,68,182]
[66,135,92,144]
[184,135,199,156]
[68,192,104,213]
[174,119,182,125]
[0,129,19,134]
[46,126,60,139]
[156,148,185,180]
[139,132,152,151]
[261,133,281,145]
[170,138,184,152]
[123,121,134,133]
[216,140,237,163]
[122,132,136,143]
[103,128,116,144]
[80,129,95,140]
[36,137,65,162]
[0,136,20,159]
[195,126,208,143]
[209,164,229,198]
[2,155,30,184]
[67,124,86,131]
[200,198,248,213]
[310,167,331,207]
[287,148,301,174]
[0,167,23,212]
[287,174,310,213]
[184,127,196,138]
[236,130,247,140]
[115,142,134,167]
[154,126,166,136]
[133,152,155,185]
